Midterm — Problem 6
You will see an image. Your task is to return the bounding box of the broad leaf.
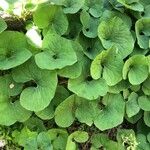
[142,77,150,95]
[58,42,84,79]
[0,75,31,126]
[54,95,78,127]
[126,92,140,118]
[84,0,104,18]
[0,31,32,70]
[66,131,88,150]
[144,111,150,127]
[35,86,69,120]
[91,46,123,86]
[12,59,58,111]
[98,17,134,58]
[33,3,68,35]
[80,10,100,38]
[135,18,150,49]
[68,67,108,100]
[63,0,85,14]
[138,96,150,111]
[91,133,120,150]
[94,93,125,131]
[123,55,149,85]
[117,0,144,11]
[35,31,77,70]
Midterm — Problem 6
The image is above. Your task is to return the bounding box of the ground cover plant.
[0,0,150,149]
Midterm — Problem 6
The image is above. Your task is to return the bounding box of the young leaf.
[66,131,89,150]
[135,18,150,49]
[90,46,123,86]
[123,55,149,85]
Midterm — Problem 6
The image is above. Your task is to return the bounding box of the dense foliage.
[0,0,150,149]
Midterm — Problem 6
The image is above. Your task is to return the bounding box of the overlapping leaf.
[123,55,149,85]
[0,75,31,126]
[12,59,58,111]
[91,46,123,86]
[35,31,77,70]
[98,17,134,58]
[0,31,32,70]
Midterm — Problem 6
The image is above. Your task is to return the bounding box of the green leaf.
[142,77,150,95]
[94,93,125,131]
[117,0,144,11]
[125,110,143,124]
[47,129,68,150]
[90,46,123,86]
[117,129,138,150]
[91,133,122,150]
[138,96,150,111]
[75,100,100,126]
[100,10,132,29]
[66,131,88,150]
[68,67,108,100]
[63,0,85,14]
[137,134,150,150]
[33,4,68,35]
[109,80,129,94]
[135,18,150,49]
[54,95,78,127]
[58,42,84,79]
[78,35,104,60]
[0,18,7,33]
[98,17,134,58]
[80,10,100,38]
[13,127,38,147]
[84,0,104,18]
[144,111,150,127]
[0,75,31,126]
[126,92,140,118]
[123,55,149,85]
[33,3,58,29]
[23,117,46,132]
[0,31,32,70]
[35,86,70,120]
[35,32,77,70]
[37,132,52,150]
[12,59,58,112]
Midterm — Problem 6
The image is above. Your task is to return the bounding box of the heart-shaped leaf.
[94,93,125,131]
[35,31,77,70]
[0,75,31,126]
[135,18,150,49]
[12,59,58,112]
[91,46,123,86]
[117,0,144,11]
[98,17,134,58]
[123,55,149,85]
[0,31,32,70]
